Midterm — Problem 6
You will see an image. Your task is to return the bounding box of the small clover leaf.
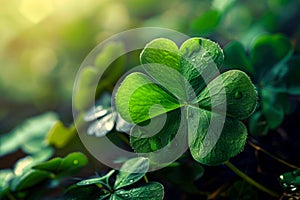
[190,9,222,36]
[115,37,257,165]
[224,34,298,135]
[0,170,14,198]
[32,152,88,175]
[46,121,75,148]
[65,157,164,200]
[76,170,115,186]
[114,157,149,190]
[279,170,300,192]
[112,182,164,200]
[0,112,57,157]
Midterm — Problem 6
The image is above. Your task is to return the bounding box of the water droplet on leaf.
[73,160,79,165]
[234,91,242,99]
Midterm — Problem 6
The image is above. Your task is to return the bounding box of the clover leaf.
[115,37,257,165]
[0,112,57,157]
[64,157,164,200]
[224,34,299,135]
[32,152,88,175]
[279,170,300,192]
[9,152,87,192]
[84,92,133,137]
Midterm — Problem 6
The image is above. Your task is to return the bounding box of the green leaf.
[180,38,224,69]
[46,121,75,148]
[130,109,187,165]
[114,157,149,190]
[76,178,106,187]
[278,56,300,95]
[76,170,115,186]
[227,180,258,200]
[13,148,53,177]
[190,10,222,36]
[95,42,125,96]
[33,152,88,175]
[0,169,14,197]
[249,111,269,136]
[115,72,181,124]
[197,70,257,120]
[63,185,109,200]
[11,169,52,192]
[74,42,125,111]
[224,41,253,75]
[188,108,247,165]
[156,161,204,193]
[32,157,63,173]
[58,152,88,174]
[113,182,164,200]
[140,38,180,72]
[261,89,286,129]
[130,109,181,153]
[95,42,125,73]
[250,34,293,80]
[0,112,57,157]
[279,170,300,191]
[74,66,98,111]
[140,37,223,99]
[179,37,224,97]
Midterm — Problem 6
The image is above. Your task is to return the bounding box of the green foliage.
[114,157,149,190]
[46,121,76,148]
[33,152,88,175]
[0,152,87,198]
[156,158,204,193]
[190,10,222,36]
[74,42,125,111]
[116,37,257,165]
[1,1,300,198]
[0,112,57,156]
[64,157,164,200]
[227,180,258,200]
[279,170,300,192]
[224,33,299,135]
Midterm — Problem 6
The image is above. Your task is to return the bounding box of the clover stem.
[224,161,280,198]
[144,174,149,183]
[208,182,230,199]
[117,132,130,146]
[6,191,16,200]
[248,139,300,170]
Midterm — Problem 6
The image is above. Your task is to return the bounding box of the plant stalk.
[225,161,280,198]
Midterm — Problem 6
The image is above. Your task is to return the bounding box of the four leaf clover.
[115,37,257,165]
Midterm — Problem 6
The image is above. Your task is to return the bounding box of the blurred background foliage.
[1,0,300,199]
[1,0,300,129]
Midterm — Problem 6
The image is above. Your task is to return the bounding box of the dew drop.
[124,194,129,197]
[234,91,242,99]
[129,179,134,183]
[73,160,79,165]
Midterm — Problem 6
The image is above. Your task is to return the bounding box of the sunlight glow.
[19,0,54,24]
